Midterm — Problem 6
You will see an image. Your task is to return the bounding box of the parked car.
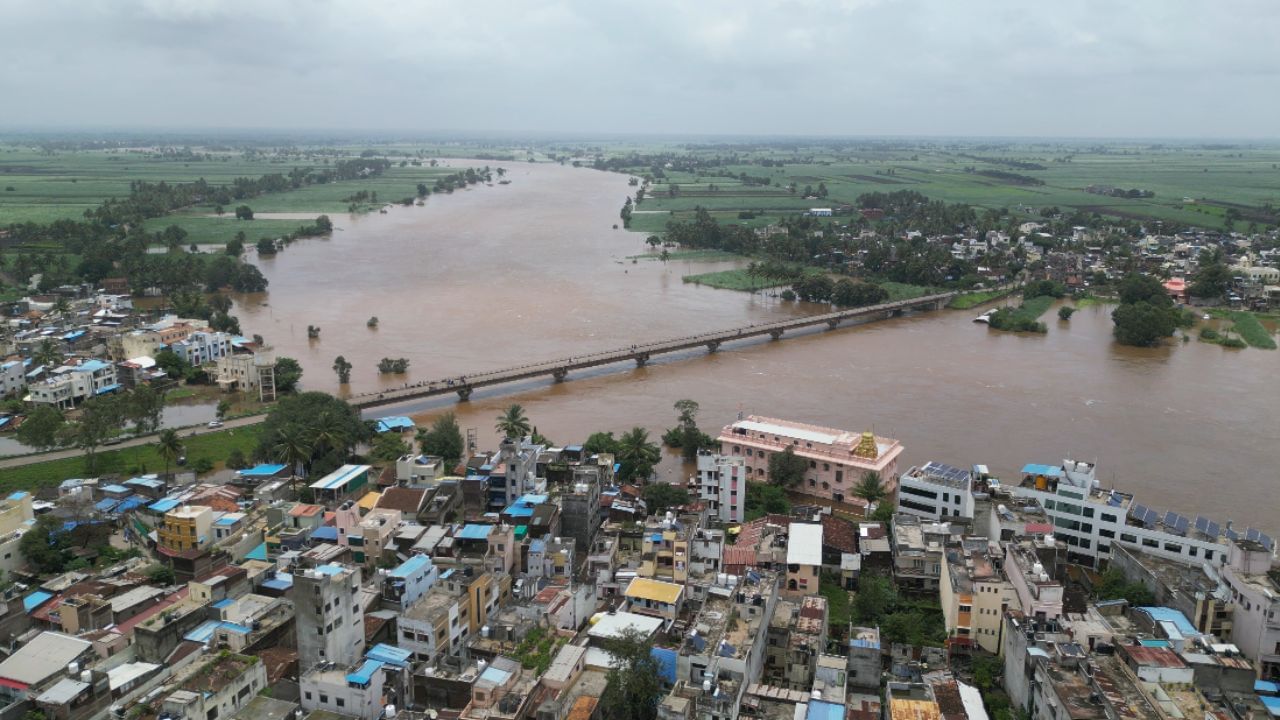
[207,420,224,429]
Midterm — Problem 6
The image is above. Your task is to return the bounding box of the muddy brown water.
[231,161,1280,535]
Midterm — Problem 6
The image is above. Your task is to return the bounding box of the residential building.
[396,454,445,486]
[623,577,684,620]
[0,491,35,576]
[718,415,904,506]
[1221,539,1280,680]
[1003,538,1064,624]
[892,514,950,595]
[300,658,386,720]
[215,352,276,401]
[896,462,977,521]
[940,538,1015,655]
[381,554,439,610]
[560,467,603,551]
[1011,460,1228,568]
[159,505,214,553]
[120,317,207,359]
[764,596,828,689]
[170,330,233,366]
[0,359,25,397]
[784,522,823,596]
[310,464,372,504]
[695,451,747,524]
[847,626,883,690]
[0,632,96,702]
[1108,543,1233,637]
[160,653,267,720]
[292,564,365,672]
[336,507,401,568]
[28,360,119,408]
[886,682,943,720]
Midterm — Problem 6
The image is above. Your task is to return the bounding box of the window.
[320,695,329,704]
[1083,507,1094,518]
[1204,550,1213,561]
[1099,529,1115,539]
[809,461,817,469]
[1121,533,1137,544]
[1188,547,1198,557]
[1141,538,1158,548]
[1101,513,1117,523]
[336,699,345,708]
[1163,542,1183,554]
[305,692,312,701]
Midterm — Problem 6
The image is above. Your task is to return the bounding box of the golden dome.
[852,431,879,460]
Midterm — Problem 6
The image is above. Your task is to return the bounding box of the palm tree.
[495,404,531,440]
[616,427,661,482]
[851,471,888,506]
[272,426,313,488]
[34,339,61,369]
[308,411,352,467]
[52,297,71,317]
[156,429,184,478]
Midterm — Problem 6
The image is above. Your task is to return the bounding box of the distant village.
[0,406,1275,720]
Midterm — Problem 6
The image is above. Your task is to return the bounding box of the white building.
[215,352,276,401]
[292,564,365,672]
[396,454,444,486]
[28,359,119,409]
[896,462,976,521]
[300,659,386,720]
[0,360,25,398]
[1011,460,1228,569]
[170,331,233,366]
[1221,539,1280,679]
[695,451,747,524]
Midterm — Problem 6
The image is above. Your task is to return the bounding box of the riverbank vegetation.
[986,281,1065,333]
[948,288,1012,309]
[1111,275,1193,347]
[1205,310,1277,349]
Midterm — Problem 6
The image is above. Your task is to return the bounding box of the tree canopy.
[255,392,367,478]
[767,446,807,487]
[417,412,465,469]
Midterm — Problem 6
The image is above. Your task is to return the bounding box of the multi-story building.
[336,506,401,568]
[28,360,119,408]
[718,415,903,506]
[1221,539,1280,680]
[1012,460,1229,568]
[896,462,977,521]
[380,554,439,610]
[158,505,214,553]
[695,451,747,524]
[472,437,544,514]
[398,567,505,664]
[560,466,603,551]
[396,454,445,486]
[292,564,365,672]
[940,537,1015,654]
[0,491,34,576]
[623,577,685,620]
[892,514,950,595]
[639,515,692,584]
[764,596,828,689]
[0,359,25,398]
[300,658,387,720]
[169,330,233,366]
[1003,537,1064,624]
[1108,543,1234,638]
[784,522,823,596]
[120,317,207,359]
[214,351,276,401]
[160,653,267,720]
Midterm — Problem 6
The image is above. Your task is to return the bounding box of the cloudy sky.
[2,0,1277,138]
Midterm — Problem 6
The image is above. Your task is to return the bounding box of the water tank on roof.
[702,679,713,693]
[997,504,1009,515]
[81,670,92,683]
[384,705,396,719]
[1044,534,1055,545]
[1032,562,1044,576]
[717,573,728,586]
[727,575,738,587]
[812,690,822,700]
[482,625,491,638]
[68,662,79,676]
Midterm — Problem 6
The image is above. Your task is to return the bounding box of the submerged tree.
[332,356,352,385]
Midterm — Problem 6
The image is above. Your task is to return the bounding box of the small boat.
[974,309,995,324]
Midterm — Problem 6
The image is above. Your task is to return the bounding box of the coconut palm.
[616,427,661,482]
[308,411,352,464]
[495,404,532,440]
[33,339,62,369]
[156,429,184,478]
[272,426,313,487]
[851,471,888,506]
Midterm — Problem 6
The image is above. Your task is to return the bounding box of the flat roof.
[367,644,411,668]
[240,464,287,477]
[1021,463,1063,478]
[389,554,432,578]
[148,498,181,513]
[457,524,493,541]
[0,631,92,688]
[346,659,384,685]
[589,611,664,640]
[788,523,824,566]
[35,678,88,705]
[734,418,841,446]
[310,464,370,490]
[624,577,683,605]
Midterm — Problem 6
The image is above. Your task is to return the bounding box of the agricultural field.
[615,141,1280,234]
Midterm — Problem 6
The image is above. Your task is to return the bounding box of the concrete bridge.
[350,291,956,409]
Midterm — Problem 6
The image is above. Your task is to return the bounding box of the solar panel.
[1260,534,1274,551]
[1246,528,1261,542]
[1194,516,1210,533]
[1225,527,1239,540]
[1129,504,1148,521]
[1174,516,1189,535]
[1164,511,1179,528]
[1143,509,1159,528]
[1206,521,1220,538]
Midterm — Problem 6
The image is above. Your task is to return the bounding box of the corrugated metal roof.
[624,577,683,604]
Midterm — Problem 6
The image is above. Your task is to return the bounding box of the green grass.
[820,572,854,627]
[879,281,936,301]
[626,249,742,262]
[682,269,786,291]
[0,425,262,492]
[1224,311,1277,349]
[1016,295,1058,321]
[948,289,1011,309]
[141,216,307,246]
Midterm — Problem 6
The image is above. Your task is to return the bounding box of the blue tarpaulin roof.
[101,484,130,494]
[1257,680,1280,695]
[149,498,181,513]
[126,477,165,489]
[184,620,223,643]
[1021,463,1063,477]
[311,527,338,542]
[7,492,27,502]
[457,524,492,541]
[247,542,268,561]
[389,555,432,578]
[651,646,677,684]
[239,464,287,477]
[261,573,292,591]
[367,644,412,668]
[94,498,120,512]
[346,659,384,685]
[24,590,53,613]
[375,416,416,433]
[94,383,121,395]
[314,564,345,576]
[808,700,847,720]
[529,539,546,554]
[1137,607,1198,637]
[116,497,147,513]
[1259,696,1280,718]
[211,599,233,610]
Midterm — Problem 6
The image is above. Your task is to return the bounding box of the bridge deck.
[351,291,955,409]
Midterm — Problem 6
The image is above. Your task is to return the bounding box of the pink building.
[718,415,903,507]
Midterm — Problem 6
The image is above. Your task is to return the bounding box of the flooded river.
[231,161,1280,534]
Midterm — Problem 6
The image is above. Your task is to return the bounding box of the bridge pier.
[827,319,839,330]
[706,340,721,353]
[552,369,568,382]
[769,329,784,340]
[456,387,472,401]
[634,353,650,368]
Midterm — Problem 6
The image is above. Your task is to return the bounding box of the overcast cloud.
[2,0,1277,138]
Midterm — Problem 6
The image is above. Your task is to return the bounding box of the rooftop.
[787,522,823,566]
[624,577,683,605]
[0,631,92,688]
[179,653,258,694]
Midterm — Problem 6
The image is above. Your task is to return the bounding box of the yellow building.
[623,577,684,620]
[159,505,214,553]
[940,538,1016,654]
